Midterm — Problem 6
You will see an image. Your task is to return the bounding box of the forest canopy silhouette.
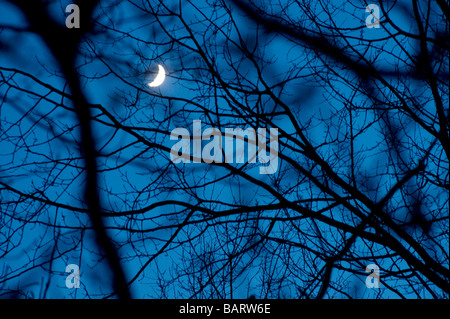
[0,0,448,299]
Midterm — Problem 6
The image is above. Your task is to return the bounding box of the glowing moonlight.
[148,64,166,87]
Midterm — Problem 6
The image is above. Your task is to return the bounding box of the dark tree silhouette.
[0,0,448,299]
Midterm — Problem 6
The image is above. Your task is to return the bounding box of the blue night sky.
[0,0,448,299]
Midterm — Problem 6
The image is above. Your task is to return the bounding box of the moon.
[148,64,166,87]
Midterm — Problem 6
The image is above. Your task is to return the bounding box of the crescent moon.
[148,64,166,87]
